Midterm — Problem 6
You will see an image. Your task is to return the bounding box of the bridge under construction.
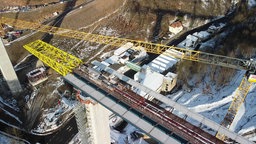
[0,17,255,144]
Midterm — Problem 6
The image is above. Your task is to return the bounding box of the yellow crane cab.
[246,59,256,83]
[248,74,256,83]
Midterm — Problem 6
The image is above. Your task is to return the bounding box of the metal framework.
[86,61,252,144]
[23,40,82,76]
[1,17,255,142]
[216,76,253,140]
[70,68,225,144]
[0,17,254,71]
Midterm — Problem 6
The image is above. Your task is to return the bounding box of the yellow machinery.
[216,76,253,140]
[23,40,82,76]
[0,17,254,71]
[0,17,255,141]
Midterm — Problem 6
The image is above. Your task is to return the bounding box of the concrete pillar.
[0,38,22,94]
[86,102,110,144]
[74,103,91,144]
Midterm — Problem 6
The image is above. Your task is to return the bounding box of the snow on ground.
[73,27,119,60]
[111,123,149,144]
[110,115,149,144]
[248,0,256,8]
[77,43,101,59]
[13,54,32,69]
[0,95,22,124]
[69,114,150,144]
[189,93,233,113]
[236,84,256,132]
[98,27,118,37]
[160,70,256,136]
[33,96,78,133]
[0,131,28,144]
[0,132,12,144]
[68,133,82,144]
[32,78,78,134]
[0,96,20,112]
[201,0,210,10]
[0,136,12,144]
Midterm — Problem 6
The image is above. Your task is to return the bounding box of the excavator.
[0,17,255,142]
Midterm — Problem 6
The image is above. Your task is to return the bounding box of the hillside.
[47,0,237,63]
[0,0,256,143]
[92,0,233,40]
[0,0,59,9]
[2,0,238,64]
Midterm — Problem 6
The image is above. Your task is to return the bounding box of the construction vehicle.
[0,17,255,142]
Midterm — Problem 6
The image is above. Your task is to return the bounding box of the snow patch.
[162,69,256,138]
[0,96,19,112]
[248,0,256,8]
[110,124,149,144]
[0,130,29,144]
[110,115,149,144]
[201,0,210,9]
[189,92,233,113]
[99,27,118,36]
[33,96,77,134]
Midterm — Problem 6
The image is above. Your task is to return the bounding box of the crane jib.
[0,17,255,73]
[1,16,256,143]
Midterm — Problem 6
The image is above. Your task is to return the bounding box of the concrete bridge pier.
[85,101,111,144]
[0,39,22,95]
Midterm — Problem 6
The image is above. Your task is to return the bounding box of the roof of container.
[134,66,163,96]
[105,55,119,64]
[193,31,210,39]
[148,49,179,73]
[114,42,133,56]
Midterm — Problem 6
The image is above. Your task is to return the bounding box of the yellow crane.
[0,17,255,141]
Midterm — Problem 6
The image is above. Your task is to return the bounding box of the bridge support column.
[74,104,90,144]
[0,39,22,95]
[85,100,111,144]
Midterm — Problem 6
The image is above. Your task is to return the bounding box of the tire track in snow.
[189,89,237,113]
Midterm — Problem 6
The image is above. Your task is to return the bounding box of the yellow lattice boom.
[24,40,82,76]
[1,17,255,142]
[0,17,250,71]
[216,76,252,141]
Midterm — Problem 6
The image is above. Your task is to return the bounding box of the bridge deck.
[65,67,226,144]
[91,60,252,144]
[64,74,182,144]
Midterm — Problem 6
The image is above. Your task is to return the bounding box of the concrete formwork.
[0,39,22,94]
